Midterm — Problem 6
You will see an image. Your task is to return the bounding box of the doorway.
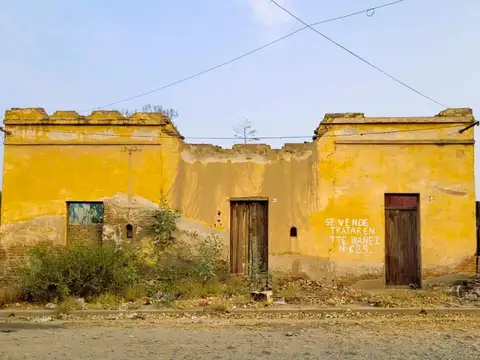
[229,200,268,276]
[384,194,421,287]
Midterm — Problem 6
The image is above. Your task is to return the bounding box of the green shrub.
[157,234,229,285]
[17,245,139,302]
[123,284,146,302]
[191,235,229,284]
[149,201,181,251]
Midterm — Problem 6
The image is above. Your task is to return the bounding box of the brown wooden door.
[230,200,268,275]
[385,194,420,287]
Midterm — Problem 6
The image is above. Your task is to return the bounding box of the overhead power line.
[269,0,447,108]
[82,0,407,113]
[4,124,463,142]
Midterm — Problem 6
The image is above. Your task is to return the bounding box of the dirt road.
[1,314,480,359]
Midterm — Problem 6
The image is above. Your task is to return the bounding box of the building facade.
[0,107,477,286]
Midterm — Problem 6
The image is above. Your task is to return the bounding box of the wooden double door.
[230,200,268,275]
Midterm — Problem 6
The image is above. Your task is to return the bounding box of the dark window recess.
[126,224,133,239]
[290,227,298,237]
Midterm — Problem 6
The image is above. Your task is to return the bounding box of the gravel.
[1,315,479,359]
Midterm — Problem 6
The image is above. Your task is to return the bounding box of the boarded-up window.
[67,202,104,246]
[68,202,104,225]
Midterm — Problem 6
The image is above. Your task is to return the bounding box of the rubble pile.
[451,278,480,302]
[275,278,361,306]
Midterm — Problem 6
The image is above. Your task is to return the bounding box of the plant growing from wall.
[149,200,181,252]
[120,104,179,124]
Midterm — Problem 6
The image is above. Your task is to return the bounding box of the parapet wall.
[4,108,183,139]
[3,107,475,146]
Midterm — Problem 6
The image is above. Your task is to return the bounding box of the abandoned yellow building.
[0,107,477,286]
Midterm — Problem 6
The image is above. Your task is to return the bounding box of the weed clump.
[17,245,139,302]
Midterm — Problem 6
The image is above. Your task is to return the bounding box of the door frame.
[384,193,421,287]
[229,198,269,276]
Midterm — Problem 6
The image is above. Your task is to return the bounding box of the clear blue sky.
[1,0,479,191]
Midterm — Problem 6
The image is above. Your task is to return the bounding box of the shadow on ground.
[0,322,65,332]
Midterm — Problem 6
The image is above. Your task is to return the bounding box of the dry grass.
[358,288,456,308]
[0,286,21,307]
[123,285,147,302]
[56,297,85,315]
[91,293,123,310]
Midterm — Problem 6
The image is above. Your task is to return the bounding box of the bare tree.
[120,104,178,124]
[233,119,259,144]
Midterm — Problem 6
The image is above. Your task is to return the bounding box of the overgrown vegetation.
[149,201,181,251]
[0,286,20,307]
[3,203,250,308]
[16,245,139,302]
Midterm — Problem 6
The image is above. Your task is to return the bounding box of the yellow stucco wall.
[0,107,477,283]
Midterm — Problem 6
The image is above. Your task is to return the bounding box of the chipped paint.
[0,108,477,281]
[46,131,79,140]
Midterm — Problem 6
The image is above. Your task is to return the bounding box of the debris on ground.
[33,316,53,323]
[198,299,212,307]
[274,298,287,305]
[449,278,480,302]
[251,291,273,304]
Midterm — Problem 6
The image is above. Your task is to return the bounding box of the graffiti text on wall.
[325,218,380,254]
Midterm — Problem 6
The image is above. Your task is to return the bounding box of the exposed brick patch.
[67,224,103,246]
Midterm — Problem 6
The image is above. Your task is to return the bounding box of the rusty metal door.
[230,200,268,275]
[385,194,420,287]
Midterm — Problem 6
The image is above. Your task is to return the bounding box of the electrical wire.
[82,0,407,113]
[3,123,464,142]
[269,0,447,108]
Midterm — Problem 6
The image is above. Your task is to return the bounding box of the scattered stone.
[464,293,478,301]
[45,303,57,309]
[7,313,15,318]
[1,329,14,333]
[34,316,53,323]
[452,278,480,301]
[198,299,211,307]
[274,298,287,305]
[106,315,119,320]
[76,298,87,310]
[285,331,295,337]
[326,298,336,306]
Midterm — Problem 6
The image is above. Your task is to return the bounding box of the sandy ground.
[1,314,480,359]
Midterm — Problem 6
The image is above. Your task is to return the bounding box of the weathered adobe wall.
[0,107,477,284]
[170,108,477,281]
[0,109,183,281]
[311,109,476,280]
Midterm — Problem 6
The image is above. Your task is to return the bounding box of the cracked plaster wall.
[0,108,477,283]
